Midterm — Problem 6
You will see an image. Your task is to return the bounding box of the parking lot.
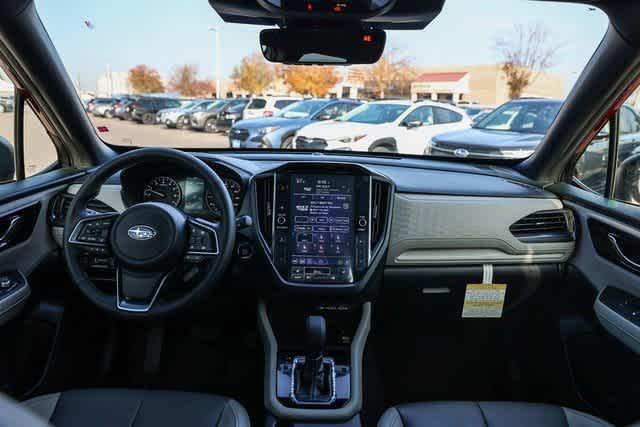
[0,111,230,178]
[91,117,230,149]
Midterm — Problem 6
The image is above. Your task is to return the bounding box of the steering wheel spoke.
[185,217,221,262]
[67,212,119,255]
[116,267,171,312]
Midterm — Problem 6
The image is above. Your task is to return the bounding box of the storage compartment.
[382,264,562,318]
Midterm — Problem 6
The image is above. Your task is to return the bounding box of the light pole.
[208,26,221,99]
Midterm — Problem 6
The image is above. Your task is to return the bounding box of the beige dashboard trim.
[66,184,126,212]
[51,184,125,246]
[387,193,574,266]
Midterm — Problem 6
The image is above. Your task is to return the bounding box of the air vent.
[370,179,391,248]
[255,175,274,247]
[49,193,115,227]
[509,209,574,243]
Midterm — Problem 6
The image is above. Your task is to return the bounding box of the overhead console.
[254,163,393,291]
[209,0,445,30]
[209,0,445,64]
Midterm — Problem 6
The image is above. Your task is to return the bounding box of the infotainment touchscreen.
[289,174,355,282]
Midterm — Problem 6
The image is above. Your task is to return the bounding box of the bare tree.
[495,23,560,99]
[364,48,417,99]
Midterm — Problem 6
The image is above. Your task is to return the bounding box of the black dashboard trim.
[190,152,555,199]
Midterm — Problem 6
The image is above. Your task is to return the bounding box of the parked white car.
[294,100,472,154]
[242,96,300,120]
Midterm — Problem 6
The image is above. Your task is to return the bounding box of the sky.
[36,0,609,95]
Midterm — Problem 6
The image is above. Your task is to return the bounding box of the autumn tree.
[168,64,215,97]
[284,66,339,97]
[128,65,164,93]
[231,53,275,95]
[364,49,417,99]
[495,23,560,99]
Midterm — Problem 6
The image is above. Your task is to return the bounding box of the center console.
[253,163,393,425]
[258,300,371,424]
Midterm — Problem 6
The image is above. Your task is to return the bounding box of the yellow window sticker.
[462,283,507,318]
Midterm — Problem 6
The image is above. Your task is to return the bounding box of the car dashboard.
[49,152,575,294]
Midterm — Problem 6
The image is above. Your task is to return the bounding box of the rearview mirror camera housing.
[260,28,386,65]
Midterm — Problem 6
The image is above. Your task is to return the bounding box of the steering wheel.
[63,148,236,318]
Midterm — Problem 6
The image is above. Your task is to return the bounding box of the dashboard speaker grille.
[256,175,274,247]
[509,209,574,243]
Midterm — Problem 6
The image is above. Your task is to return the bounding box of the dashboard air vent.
[49,193,115,227]
[370,179,391,248]
[509,209,574,243]
[256,175,274,247]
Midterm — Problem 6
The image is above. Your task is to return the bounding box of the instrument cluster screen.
[289,174,355,282]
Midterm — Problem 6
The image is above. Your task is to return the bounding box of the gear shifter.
[292,315,335,404]
[306,316,326,363]
[304,315,326,381]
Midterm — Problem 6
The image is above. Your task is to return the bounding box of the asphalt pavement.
[91,116,230,149]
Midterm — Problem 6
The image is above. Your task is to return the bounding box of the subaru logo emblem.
[127,225,157,241]
[454,148,470,158]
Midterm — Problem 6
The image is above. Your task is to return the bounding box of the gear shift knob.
[306,315,326,360]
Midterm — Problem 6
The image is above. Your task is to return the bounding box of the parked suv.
[91,98,118,118]
[189,99,235,132]
[130,97,182,124]
[86,97,113,114]
[242,96,300,120]
[229,98,362,149]
[159,99,217,129]
[154,99,193,124]
[213,99,251,133]
[114,98,137,120]
[428,98,563,159]
[295,100,471,154]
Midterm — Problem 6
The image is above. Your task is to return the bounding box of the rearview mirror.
[260,28,386,65]
[316,114,332,121]
[0,136,15,182]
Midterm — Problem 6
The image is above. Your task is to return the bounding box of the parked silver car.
[157,99,217,129]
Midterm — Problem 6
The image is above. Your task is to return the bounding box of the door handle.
[0,215,24,250]
[608,232,640,273]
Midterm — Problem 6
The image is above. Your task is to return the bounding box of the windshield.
[464,107,484,116]
[338,103,409,124]
[37,0,608,160]
[277,100,327,119]
[474,100,562,133]
[205,100,226,111]
[227,102,247,113]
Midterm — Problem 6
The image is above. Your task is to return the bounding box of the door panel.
[0,172,83,325]
[564,199,640,353]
